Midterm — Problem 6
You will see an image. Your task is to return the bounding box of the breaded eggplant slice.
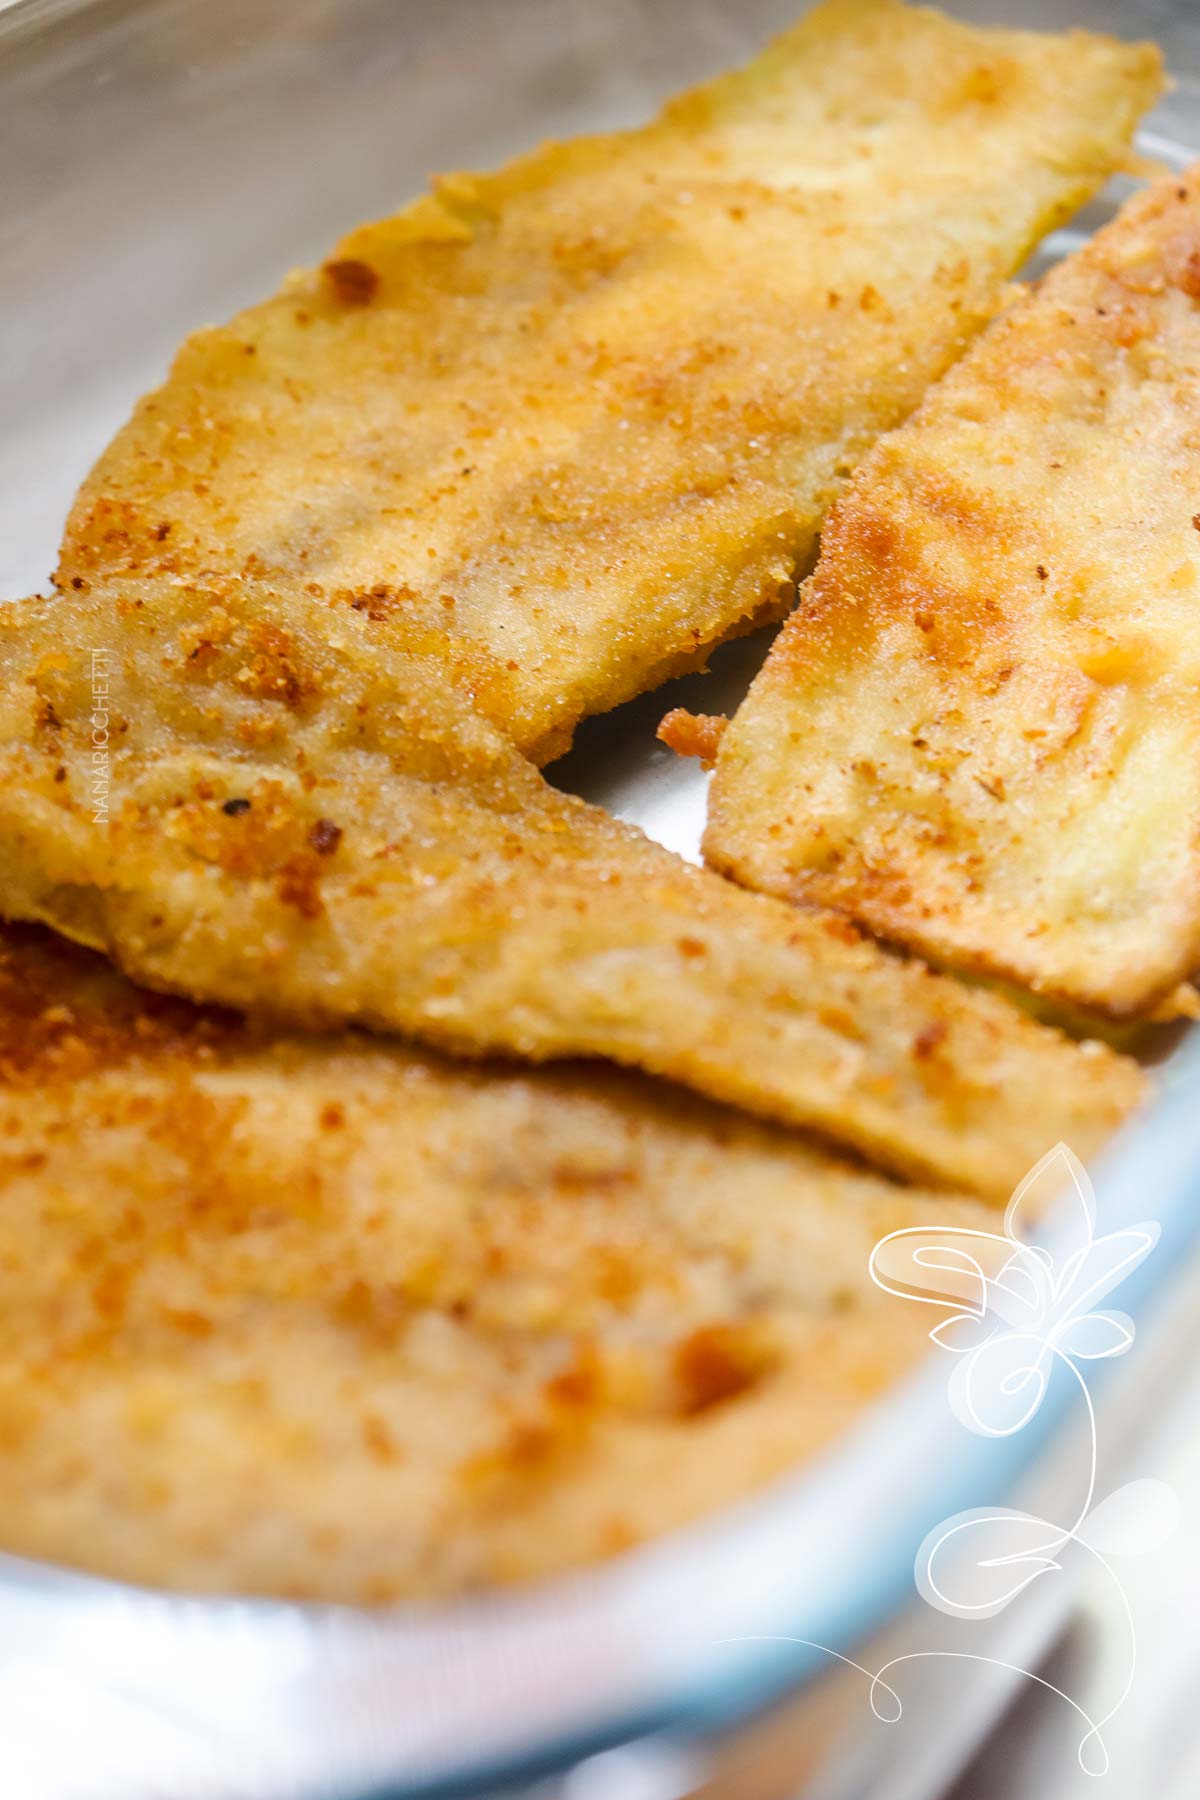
[58,0,1160,761]
[705,167,1200,1020]
[0,922,996,1601]
[0,576,1142,1197]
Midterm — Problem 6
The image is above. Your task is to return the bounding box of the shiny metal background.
[2,2,1200,1795]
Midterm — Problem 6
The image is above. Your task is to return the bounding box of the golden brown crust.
[0,923,995,1602]
[56,0,1161,760]
[707,167,1200,1019]
[0,922,246,1087]
[657,708,729,768]
[0,576,1144,1197]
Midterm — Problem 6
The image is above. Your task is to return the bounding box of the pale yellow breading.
[705,167,1200,1020]
[0,577,1142,1197]
[0,924,993,1602]
[57,0,1161,762]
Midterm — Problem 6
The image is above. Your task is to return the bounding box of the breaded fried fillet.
[0,577,1142,1197]
[0,923,993,1601]
[705,167,1200,1020]
[57,0,1161,761]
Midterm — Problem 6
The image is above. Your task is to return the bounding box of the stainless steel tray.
[3,2,1200,1795]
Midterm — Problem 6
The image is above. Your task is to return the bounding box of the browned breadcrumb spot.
[277,857,325,921]
[229,624,315,709]
[460,1405,586,1500]
[323,258,380,305]
[180,781,319,883]
[0,925,246,1086]
[815,913,864,947]
[913,1020,949,1060]
[657,708,728,769]
[817,1003,866,1042]
[343,582,417,621]
[545,1359,599,1409]
[1165,231,1200,302]
[308,819,343,856]
[672,1322,775,1415]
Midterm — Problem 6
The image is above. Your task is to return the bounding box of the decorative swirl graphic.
[870,1140,1156,1444]
[729,1144,1176,1778]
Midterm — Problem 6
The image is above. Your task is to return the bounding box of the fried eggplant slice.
[0,577,1142,1197]
[57,0,1161,761]
[0,923,999,1601]
[706,168,1200,1020]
